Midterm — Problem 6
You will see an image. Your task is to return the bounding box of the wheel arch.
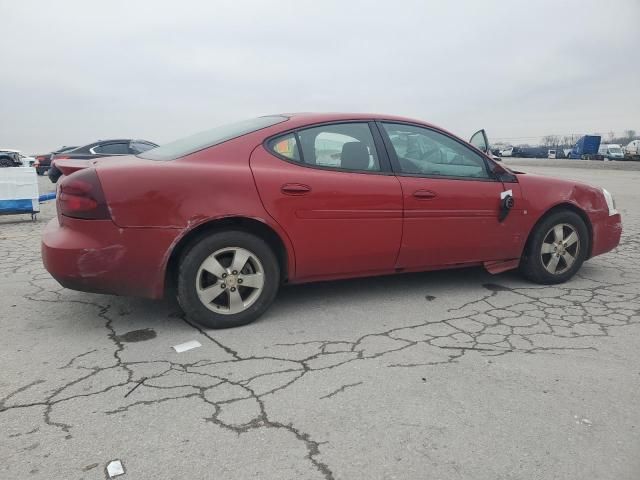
[523,202,593,259]
[164,216,292,296]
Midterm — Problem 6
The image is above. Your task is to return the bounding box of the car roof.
[281,112,437,125]
[274,113,458,140]
[0,148,21,153]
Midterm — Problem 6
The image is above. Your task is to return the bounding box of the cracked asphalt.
[1,161,639,479]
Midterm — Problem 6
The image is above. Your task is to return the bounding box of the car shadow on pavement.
[104,266,526,328]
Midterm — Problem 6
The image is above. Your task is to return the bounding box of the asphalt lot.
[1,161,639,479]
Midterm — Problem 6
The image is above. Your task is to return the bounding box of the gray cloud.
[1,0,638,153]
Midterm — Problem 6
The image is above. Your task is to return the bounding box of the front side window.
[382,123,490,179]
[298,123,380,172]
[93,143,129,155]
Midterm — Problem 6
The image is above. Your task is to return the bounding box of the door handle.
[281,183,312,195]
[413,189,437,199]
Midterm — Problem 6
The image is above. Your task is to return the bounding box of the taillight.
[58,168,111,220]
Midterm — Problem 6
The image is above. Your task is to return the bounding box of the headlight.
[602,188,617,216]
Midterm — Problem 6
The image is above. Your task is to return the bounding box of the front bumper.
[42,217,180,299]
[590,213,622,257]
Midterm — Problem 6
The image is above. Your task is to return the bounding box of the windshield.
[139,115,288,161]
[609,147,622,153]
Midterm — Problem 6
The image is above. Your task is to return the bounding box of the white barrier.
[0,167,40,216]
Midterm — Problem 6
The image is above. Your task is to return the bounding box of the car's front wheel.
[520,210,589,284]
[177,231,280,329]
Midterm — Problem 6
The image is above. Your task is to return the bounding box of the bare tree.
[541,135,561,147]
[608,131,615,142]
[625,129,637,140]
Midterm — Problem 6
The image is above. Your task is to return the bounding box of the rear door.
[250,122,403,281]
[378,122,524,268]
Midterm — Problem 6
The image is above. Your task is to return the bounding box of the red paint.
[41,113,623,299]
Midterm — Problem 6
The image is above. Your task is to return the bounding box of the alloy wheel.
[195,247,265,314]
[540,223,580,275]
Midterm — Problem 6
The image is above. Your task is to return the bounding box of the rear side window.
[93,143,129,154]
[139,115,288,161]
[268,123,381,172]
[268,133,300,161]
[299,123,380,171]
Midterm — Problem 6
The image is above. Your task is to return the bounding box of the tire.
[176,230,280,329]
[520,210,589,285]
[0,157,13,167]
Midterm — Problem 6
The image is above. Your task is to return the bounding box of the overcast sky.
[1,0,639,153]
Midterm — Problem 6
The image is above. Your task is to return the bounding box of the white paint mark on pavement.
[172,340,202,353]
[106,460,125,477]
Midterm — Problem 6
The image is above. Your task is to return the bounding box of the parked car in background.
[499,146,514,157]
[0,149,35,167]
[34,146,78,175]
[598,144,624,161]
[548,149,557,159]
[0,150,24,167]
[513,146,548,158]
[624,140,640,161]
[42,113,622,329]
[48,139,158,182]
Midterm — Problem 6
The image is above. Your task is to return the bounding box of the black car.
[0,150,23,167]
[48,139,158,183]
[34,146,78,175]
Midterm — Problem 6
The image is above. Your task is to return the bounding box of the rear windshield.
[139,115,288,161]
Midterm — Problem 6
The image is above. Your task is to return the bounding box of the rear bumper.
[590,212,622,257]
[42,217,180,299]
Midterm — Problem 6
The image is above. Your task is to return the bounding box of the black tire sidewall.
[522,211,589,284]
[177,230,280,329]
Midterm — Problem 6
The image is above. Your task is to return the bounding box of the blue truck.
[569,135,602,160]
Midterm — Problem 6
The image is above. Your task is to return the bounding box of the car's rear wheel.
[520,210,588,284]
[177,231,280,329]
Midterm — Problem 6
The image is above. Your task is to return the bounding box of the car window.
[382,123,489,179]
[297,123,380,172]
[129,141,157,154]
[268,133,301,162]
[93,143,129,155]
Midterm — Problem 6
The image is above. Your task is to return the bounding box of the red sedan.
[42,113,622,328]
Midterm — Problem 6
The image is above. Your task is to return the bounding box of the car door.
[250,121,403,281]
[378,121,524,268]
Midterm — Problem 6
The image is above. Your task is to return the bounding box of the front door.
[250,122,403,281]
[378,122,524,268]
